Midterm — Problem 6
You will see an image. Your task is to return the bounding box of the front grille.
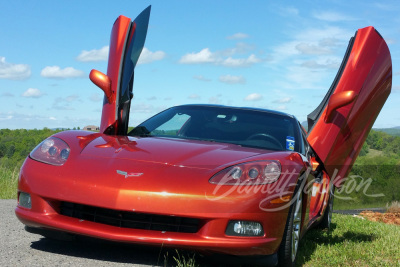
[60,202,200,233]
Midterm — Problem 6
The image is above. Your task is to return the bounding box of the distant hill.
[373,127,400,137]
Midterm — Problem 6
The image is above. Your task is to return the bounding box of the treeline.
[336,130,400,207]
[0,128,63,169]
[373,127,400,137]
[365,130,400,156]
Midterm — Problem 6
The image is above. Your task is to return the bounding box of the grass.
[0,166,18,199]
[365,148,384,158]
[162,214,400,267]
[171,250,198,267]
[297,214,400,267]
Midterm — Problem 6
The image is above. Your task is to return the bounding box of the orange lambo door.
[90,6,151,135]
[307,26,392,187]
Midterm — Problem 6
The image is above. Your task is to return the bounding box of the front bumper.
[16,157,293,257]
[16,194,284,256]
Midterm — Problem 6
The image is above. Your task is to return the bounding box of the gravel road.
[0,199,176,267]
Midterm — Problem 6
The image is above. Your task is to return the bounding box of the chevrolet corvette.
[15,6,392,266]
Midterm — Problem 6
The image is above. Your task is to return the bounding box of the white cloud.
[209,96,221,104]
[0,57,31,80]
[0,112,46,122]
[89,93,102,102]
[76,46,109,62]
[227,33,249,40]
[244,93,263,101]
[188,94,201,99]
[392,86,400,93]
[270,26,352,90]
[22,88,43,98]
[63,95,79,102]
[385,38,396,45]
[319,38,340,47]
[301,60,339,69]
[179,48,215,64]
[282,66,331,90]
[313,11,355,22]
[41,66,85,79]
[52,95,79,110]
[193,75,211,82]
[1,92,14,97]
[76,46,165,64]
[138,48,166,64]
[273,97,292,104]
[0,111,100,129]
[373,3,393,11]
[278,6,299,16]
[296,43,331,55]
[221,43,256,57]
[276,105,287,110]
[221,54,261,67]
[180,48,262,68]
[273,27,351,59]
[219,75,246,84]
[132,103,155,113]
[147,96,157,101]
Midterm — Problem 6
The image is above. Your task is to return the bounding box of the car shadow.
[30,235,237,266]
[30,223,374,267]
[296,222,376,266]
[30,236,168,266]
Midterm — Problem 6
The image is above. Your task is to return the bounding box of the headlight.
[30,137,70,166]
[209,160,281,185]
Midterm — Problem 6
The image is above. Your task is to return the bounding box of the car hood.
[79,135,274,170]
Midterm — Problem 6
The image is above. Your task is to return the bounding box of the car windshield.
[128,105,301,152]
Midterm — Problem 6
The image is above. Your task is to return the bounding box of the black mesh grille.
[60,202,200,233]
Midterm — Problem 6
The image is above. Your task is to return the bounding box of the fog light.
[226,220,264,236]
[19,192,31,209]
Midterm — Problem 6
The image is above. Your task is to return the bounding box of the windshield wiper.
[138,133,153,137]
[128,126,152,137]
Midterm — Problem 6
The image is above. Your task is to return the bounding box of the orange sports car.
[15,6,391,266]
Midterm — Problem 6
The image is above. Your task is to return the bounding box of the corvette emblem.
[116,170,144,178]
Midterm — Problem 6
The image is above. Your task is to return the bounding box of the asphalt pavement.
[0,199,170,267]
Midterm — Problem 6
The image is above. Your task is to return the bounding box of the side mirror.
[310,157,319,172]
[89,69,113,103]
[325,91,357,122]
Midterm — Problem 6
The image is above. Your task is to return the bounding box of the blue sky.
[1,0,399,129]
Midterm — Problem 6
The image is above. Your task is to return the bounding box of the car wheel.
[317,187,334,230]
[278,185,303,266]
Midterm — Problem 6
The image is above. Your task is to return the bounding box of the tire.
[317,187,334,230]
[278,185,303,267]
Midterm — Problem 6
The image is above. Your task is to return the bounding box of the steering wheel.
[246,133,283,150]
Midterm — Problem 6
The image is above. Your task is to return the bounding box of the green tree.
[0,143,5,158]
[359,142,369,156]
[6,145,15,158]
